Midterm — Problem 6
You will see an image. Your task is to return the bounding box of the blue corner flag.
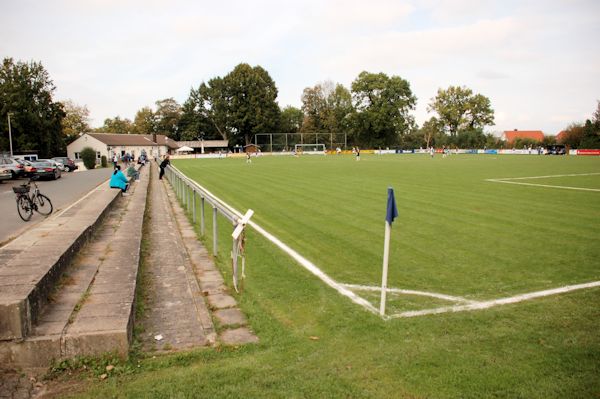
[385,187,398,225]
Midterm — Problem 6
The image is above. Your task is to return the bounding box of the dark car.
[52,156,78,172]
[545,145,566,155]
[32,159,61,180]
[20,160,38,177]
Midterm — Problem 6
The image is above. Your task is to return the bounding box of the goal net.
[294,143,326,155]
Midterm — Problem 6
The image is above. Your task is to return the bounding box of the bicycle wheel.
[34,194,53,216]
[17,196,33,221]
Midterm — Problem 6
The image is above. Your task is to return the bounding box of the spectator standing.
[159,155,170,180]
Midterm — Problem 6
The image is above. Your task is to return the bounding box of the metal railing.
[165,164,252,292]
[165,164,242,254]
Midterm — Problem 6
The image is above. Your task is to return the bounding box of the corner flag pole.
[380,187,398,316]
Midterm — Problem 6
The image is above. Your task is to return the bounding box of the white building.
[67,133,179,165]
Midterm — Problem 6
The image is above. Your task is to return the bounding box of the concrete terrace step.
[0,181,121,341]
[164,173,258,346]
[0,167,149,367]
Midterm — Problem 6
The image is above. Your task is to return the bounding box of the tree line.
[1,57,598,157]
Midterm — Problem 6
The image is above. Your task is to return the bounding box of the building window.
[96,152,101,159]
[74,152,81,160]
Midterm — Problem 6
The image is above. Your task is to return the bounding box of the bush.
[81,147,96,170]
[101,155,108,168]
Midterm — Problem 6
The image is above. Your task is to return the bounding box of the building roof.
[176,140,229,148]
[555,130,567,143]
[503,130,544,144]
[86,133,179,149]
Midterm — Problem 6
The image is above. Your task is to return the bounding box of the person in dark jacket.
[159,155,170,180]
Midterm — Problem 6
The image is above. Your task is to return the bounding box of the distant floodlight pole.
[7,112,14,157]
[380,187,399,316]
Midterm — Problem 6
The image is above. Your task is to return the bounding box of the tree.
[154,98,182,140]
[419,117,443,148]
[181,63,280,145]
[133,106,156,134]
[428,86,494,136]
[80,146,96,170]
[300,84,328,132]
[300,81,353,134]
[180,78,230,141]
[279,106,303,133]
[325,83,353,133]
[455,128,487,148]
[580,119,600,149]
[0,58,65,157]
[484,133,504,149]
[96,116,134,133]
[558,123,584,148]
[61,100,91,145]
[349,71,417,148]
[223,63,280,145]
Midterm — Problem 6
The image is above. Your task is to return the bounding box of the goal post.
[294,143,326,155]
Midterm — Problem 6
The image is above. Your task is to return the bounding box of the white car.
[54,160,66,171]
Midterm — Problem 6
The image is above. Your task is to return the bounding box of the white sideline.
[486,172,600,192]
[248,222,380,314]
[486,180,600,192]
[388,281,600,319]
[169,166,380,315]
[488,172,600,181]
[175,167,600,319]
[340,283,477,304]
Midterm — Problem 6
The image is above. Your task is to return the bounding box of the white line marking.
[173,166,600,319]
[488,172,600,181]
[249,222,380,314]
[486,172,600,192]
[53,177,111,218]
[388,281,600,319]
[340,283,477,303]
[170,166,380,315]
[486,180,600,192]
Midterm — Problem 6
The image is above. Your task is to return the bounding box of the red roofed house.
[555,130,567,144]
[502,130,545,145]
[67,133,179,167]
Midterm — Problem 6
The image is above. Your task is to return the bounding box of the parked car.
[0,167,11,182]
[52,156,78,172]
[545,145,566,155]
[20,160,38,177]
[0,157,25,179]
[31,159,61,180]
[53,160,65,171]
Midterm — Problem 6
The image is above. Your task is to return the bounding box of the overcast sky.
[1,0,599,135]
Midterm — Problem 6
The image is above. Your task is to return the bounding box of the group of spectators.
[109,153,169,196]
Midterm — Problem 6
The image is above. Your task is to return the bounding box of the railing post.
[192,189,196,224]
[188,183,191,211]
[184,181,188,210]
[212,206,218,256]
[200,197,205,236]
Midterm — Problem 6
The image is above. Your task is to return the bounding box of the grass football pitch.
[78,154,600,398]
[175,154,600,315]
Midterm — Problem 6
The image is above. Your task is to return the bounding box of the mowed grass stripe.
[76,155,600,399]
[175,155,600,300]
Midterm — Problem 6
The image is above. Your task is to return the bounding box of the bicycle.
[12,176,53,221]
